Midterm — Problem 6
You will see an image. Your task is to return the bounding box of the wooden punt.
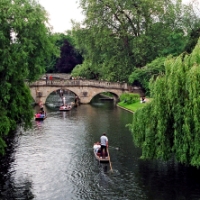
[93,145,109,163]
[34,114,47,121]
[59,105,72,111]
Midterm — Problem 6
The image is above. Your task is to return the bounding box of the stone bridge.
[28,75,143,104]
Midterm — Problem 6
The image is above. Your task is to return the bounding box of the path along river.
[0,95,200,200]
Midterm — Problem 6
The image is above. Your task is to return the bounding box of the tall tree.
[56,39,83,73]
[45,33,83,73]
[128,39,200,167]
[0,0,55,154]
[72,0,199,81]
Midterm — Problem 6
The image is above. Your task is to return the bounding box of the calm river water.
[0,95,200,200]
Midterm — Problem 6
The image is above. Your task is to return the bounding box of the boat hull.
[59,108,71,111]
[59,105,72,111]
[34,113,47,121]
[35,116,46,121]
[93,146,109,163]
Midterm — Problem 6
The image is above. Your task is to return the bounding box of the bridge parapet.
[29,79,130,90]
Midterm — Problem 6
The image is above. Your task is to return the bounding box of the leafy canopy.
[71,0,200,81]
[0,0,55,154]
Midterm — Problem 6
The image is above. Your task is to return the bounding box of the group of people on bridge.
[46,74,53,85]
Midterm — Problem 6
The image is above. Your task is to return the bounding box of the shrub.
[120,93,140,104]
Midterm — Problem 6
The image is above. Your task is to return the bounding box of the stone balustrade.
[29,79,130,90]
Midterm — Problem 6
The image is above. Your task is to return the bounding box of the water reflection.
[0,96,200,199]
[46,91,75,109]
[35,120,44,129]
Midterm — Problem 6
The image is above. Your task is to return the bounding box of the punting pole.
[107,147,113,172]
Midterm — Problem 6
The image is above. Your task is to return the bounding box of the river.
[0,94,200,200]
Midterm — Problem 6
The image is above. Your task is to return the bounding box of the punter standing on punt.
[100,133,108,158]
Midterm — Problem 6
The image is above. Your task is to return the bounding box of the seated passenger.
[97,148,101,153]
[97,148,101,157]
[93,142,101,153]
[36,113,41,118]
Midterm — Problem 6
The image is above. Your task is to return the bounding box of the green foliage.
[102,92,113,97]
[72,0,199,81]
[128,39,200,167]
[129,57,166,95]
[161,30,187,56]
[71,64,93,79]
[0,0,55,154]
[119,93,140,104]
[184,27,200,54]
[46,33,83,73]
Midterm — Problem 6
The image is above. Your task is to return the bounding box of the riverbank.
[117,104,134,113]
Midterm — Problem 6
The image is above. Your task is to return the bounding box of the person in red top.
[49,75,53,84]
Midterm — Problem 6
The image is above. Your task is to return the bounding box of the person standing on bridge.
[49,75,53,84]
[45,74,48,85]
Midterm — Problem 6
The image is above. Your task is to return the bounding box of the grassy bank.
[117,99,150,113]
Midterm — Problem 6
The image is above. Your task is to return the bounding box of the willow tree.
[0,0,55,154]
[72,0,199,81]
[128,39,200,167]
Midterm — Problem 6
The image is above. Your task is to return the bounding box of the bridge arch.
[75,89,120,103]
[43,88,79,104]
